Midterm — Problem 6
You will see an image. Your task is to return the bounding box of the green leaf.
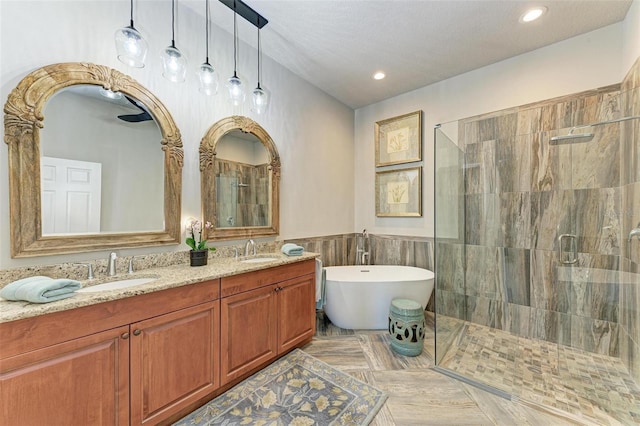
[186,237,196,250]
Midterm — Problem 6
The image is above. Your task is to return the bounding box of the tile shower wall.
[620,57,640,383]
[439,80,639,360]
[214,160,270,228]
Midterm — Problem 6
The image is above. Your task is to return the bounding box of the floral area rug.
[173,349,387,426]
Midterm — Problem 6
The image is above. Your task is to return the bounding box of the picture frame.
[375,167,422,217]
[375,110,422,167]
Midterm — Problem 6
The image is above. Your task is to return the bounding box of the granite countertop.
[0,252,319,324]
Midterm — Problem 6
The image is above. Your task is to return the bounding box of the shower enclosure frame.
[432,84,640,424]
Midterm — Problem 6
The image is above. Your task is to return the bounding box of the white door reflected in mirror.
[41,157,102,235]
[40,85,165,235]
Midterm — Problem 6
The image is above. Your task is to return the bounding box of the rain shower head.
[550,115,640,145]
[549,133,594,144]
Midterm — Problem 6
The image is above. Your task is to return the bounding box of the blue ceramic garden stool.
[388,298,425,356]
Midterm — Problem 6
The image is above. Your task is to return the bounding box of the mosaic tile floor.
[437,317,640,425]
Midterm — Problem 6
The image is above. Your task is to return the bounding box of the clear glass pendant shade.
[198,63,218,95]
[226,74,245,106]
[115,26,148,68]
[252,85,269,114]
[161,45,187,83]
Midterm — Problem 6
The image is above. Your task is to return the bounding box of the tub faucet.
[244,239,256,257]
[356,229,370,265]
[107,252,117,276]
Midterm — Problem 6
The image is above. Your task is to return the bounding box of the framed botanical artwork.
[375,167,422,217]
[375,110,422,167]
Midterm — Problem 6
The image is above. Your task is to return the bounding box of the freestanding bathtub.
[323,265,435,330]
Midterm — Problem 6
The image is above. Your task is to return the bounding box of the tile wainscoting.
[285,233,435,310]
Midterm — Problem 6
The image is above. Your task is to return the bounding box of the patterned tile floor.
[436,316,640,425]
[310,312,615,425]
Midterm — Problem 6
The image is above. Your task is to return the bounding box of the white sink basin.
[240,257,279,264]
[77,277,157,293]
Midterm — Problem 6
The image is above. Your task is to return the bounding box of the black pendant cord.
[257,29,262,88]
[129,0,134,27]
[233,3,238,76]
[205,0,210,64]
[171,0,176,48]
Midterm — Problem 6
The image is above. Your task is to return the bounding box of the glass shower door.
[433,124,467,367]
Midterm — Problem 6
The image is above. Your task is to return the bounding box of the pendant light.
[114,0,148,68]
[226,2,245,106]
[251,27,269,114]
[198,0,218,95]
[161,0,187,83]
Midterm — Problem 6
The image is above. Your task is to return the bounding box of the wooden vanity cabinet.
[0,259,316,425]
[0,325,130,425]
[220,260,316,385]
[0,280,220,426]
[130,300,220,426]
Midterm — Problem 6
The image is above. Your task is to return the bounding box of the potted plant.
[186,219,216,266]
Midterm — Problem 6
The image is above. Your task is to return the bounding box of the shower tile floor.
[310,311,640,425]
[436,315,640,425]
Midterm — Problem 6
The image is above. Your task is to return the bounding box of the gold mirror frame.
[4,62,183,257]
[200,116,280,240]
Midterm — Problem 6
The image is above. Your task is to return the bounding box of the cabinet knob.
[121,332,130,339]
[133,329,141,336]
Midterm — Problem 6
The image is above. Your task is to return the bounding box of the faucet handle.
[128,257,135,274]
[73,263,94,280]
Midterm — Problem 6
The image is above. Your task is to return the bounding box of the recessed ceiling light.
[373,71,385,80]
[520,6,547,23]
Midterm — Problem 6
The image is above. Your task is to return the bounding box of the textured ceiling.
[192,0,632,109]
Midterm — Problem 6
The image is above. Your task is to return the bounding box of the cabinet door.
[130,300,220,426]
[220,284,277,385]
[0,325,129,425]
[277,274,316,353]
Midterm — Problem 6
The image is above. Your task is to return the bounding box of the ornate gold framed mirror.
[200,116,280,240]
[4,62,183,257]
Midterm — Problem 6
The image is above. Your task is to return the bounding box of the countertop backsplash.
[0,241,280,288]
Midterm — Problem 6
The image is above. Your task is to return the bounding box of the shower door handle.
[557,234,578,265]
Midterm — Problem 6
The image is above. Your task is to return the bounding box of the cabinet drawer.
[221,259,315,297]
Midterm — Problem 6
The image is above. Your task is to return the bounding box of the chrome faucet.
[244,239,256,257]
[107,252,117,276]
[74,263,94,280]
[356,229,370,265]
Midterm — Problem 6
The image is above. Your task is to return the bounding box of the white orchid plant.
[185,219,216,251]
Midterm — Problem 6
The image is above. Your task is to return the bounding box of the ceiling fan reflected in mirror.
[117,95,153,123]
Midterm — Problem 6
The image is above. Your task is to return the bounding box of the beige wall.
[355,23,624,238]
[1,0,638,269]
[624,0,640,73]
[0,1,355,268]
